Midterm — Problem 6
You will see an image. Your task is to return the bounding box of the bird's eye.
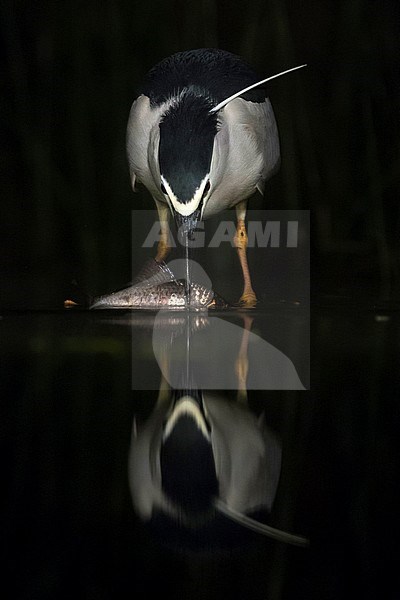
[202,181,211,198]
[161,182,167,194]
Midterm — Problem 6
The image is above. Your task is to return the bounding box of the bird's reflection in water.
[128,312,309,551]
[151,311,305,390]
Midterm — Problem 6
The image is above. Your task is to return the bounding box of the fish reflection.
[128,314,309,549]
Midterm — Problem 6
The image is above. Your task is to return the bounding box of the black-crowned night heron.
[127,48,305,307]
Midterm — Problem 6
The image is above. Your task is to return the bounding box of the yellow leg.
[155,200,171,263]
[234,201,257,307]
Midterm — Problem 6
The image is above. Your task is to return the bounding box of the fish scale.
[90,280,227,310]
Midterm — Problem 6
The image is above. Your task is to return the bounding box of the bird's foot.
[236,290,258,308]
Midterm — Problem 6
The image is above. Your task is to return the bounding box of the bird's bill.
[173,209,201,241]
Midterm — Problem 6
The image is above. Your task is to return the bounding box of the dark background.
[1,0,399,307]
[1,2,399,600]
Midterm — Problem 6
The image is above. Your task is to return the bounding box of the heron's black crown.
[159,91,217,204]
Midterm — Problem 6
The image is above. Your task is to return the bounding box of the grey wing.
[126,94,168,201]
[207,97,280,214]
[255,98,281,195]
[227,97,280,195]
[229,98,281,196]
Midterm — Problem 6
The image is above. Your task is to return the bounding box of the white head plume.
[210,64,307,113]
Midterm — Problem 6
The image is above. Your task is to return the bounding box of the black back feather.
[140,48,267,106]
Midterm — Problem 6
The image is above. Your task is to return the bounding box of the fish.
[90,281,227,310]
[89,259,228,310]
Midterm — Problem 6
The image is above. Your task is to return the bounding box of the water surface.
[1,300,397,599]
